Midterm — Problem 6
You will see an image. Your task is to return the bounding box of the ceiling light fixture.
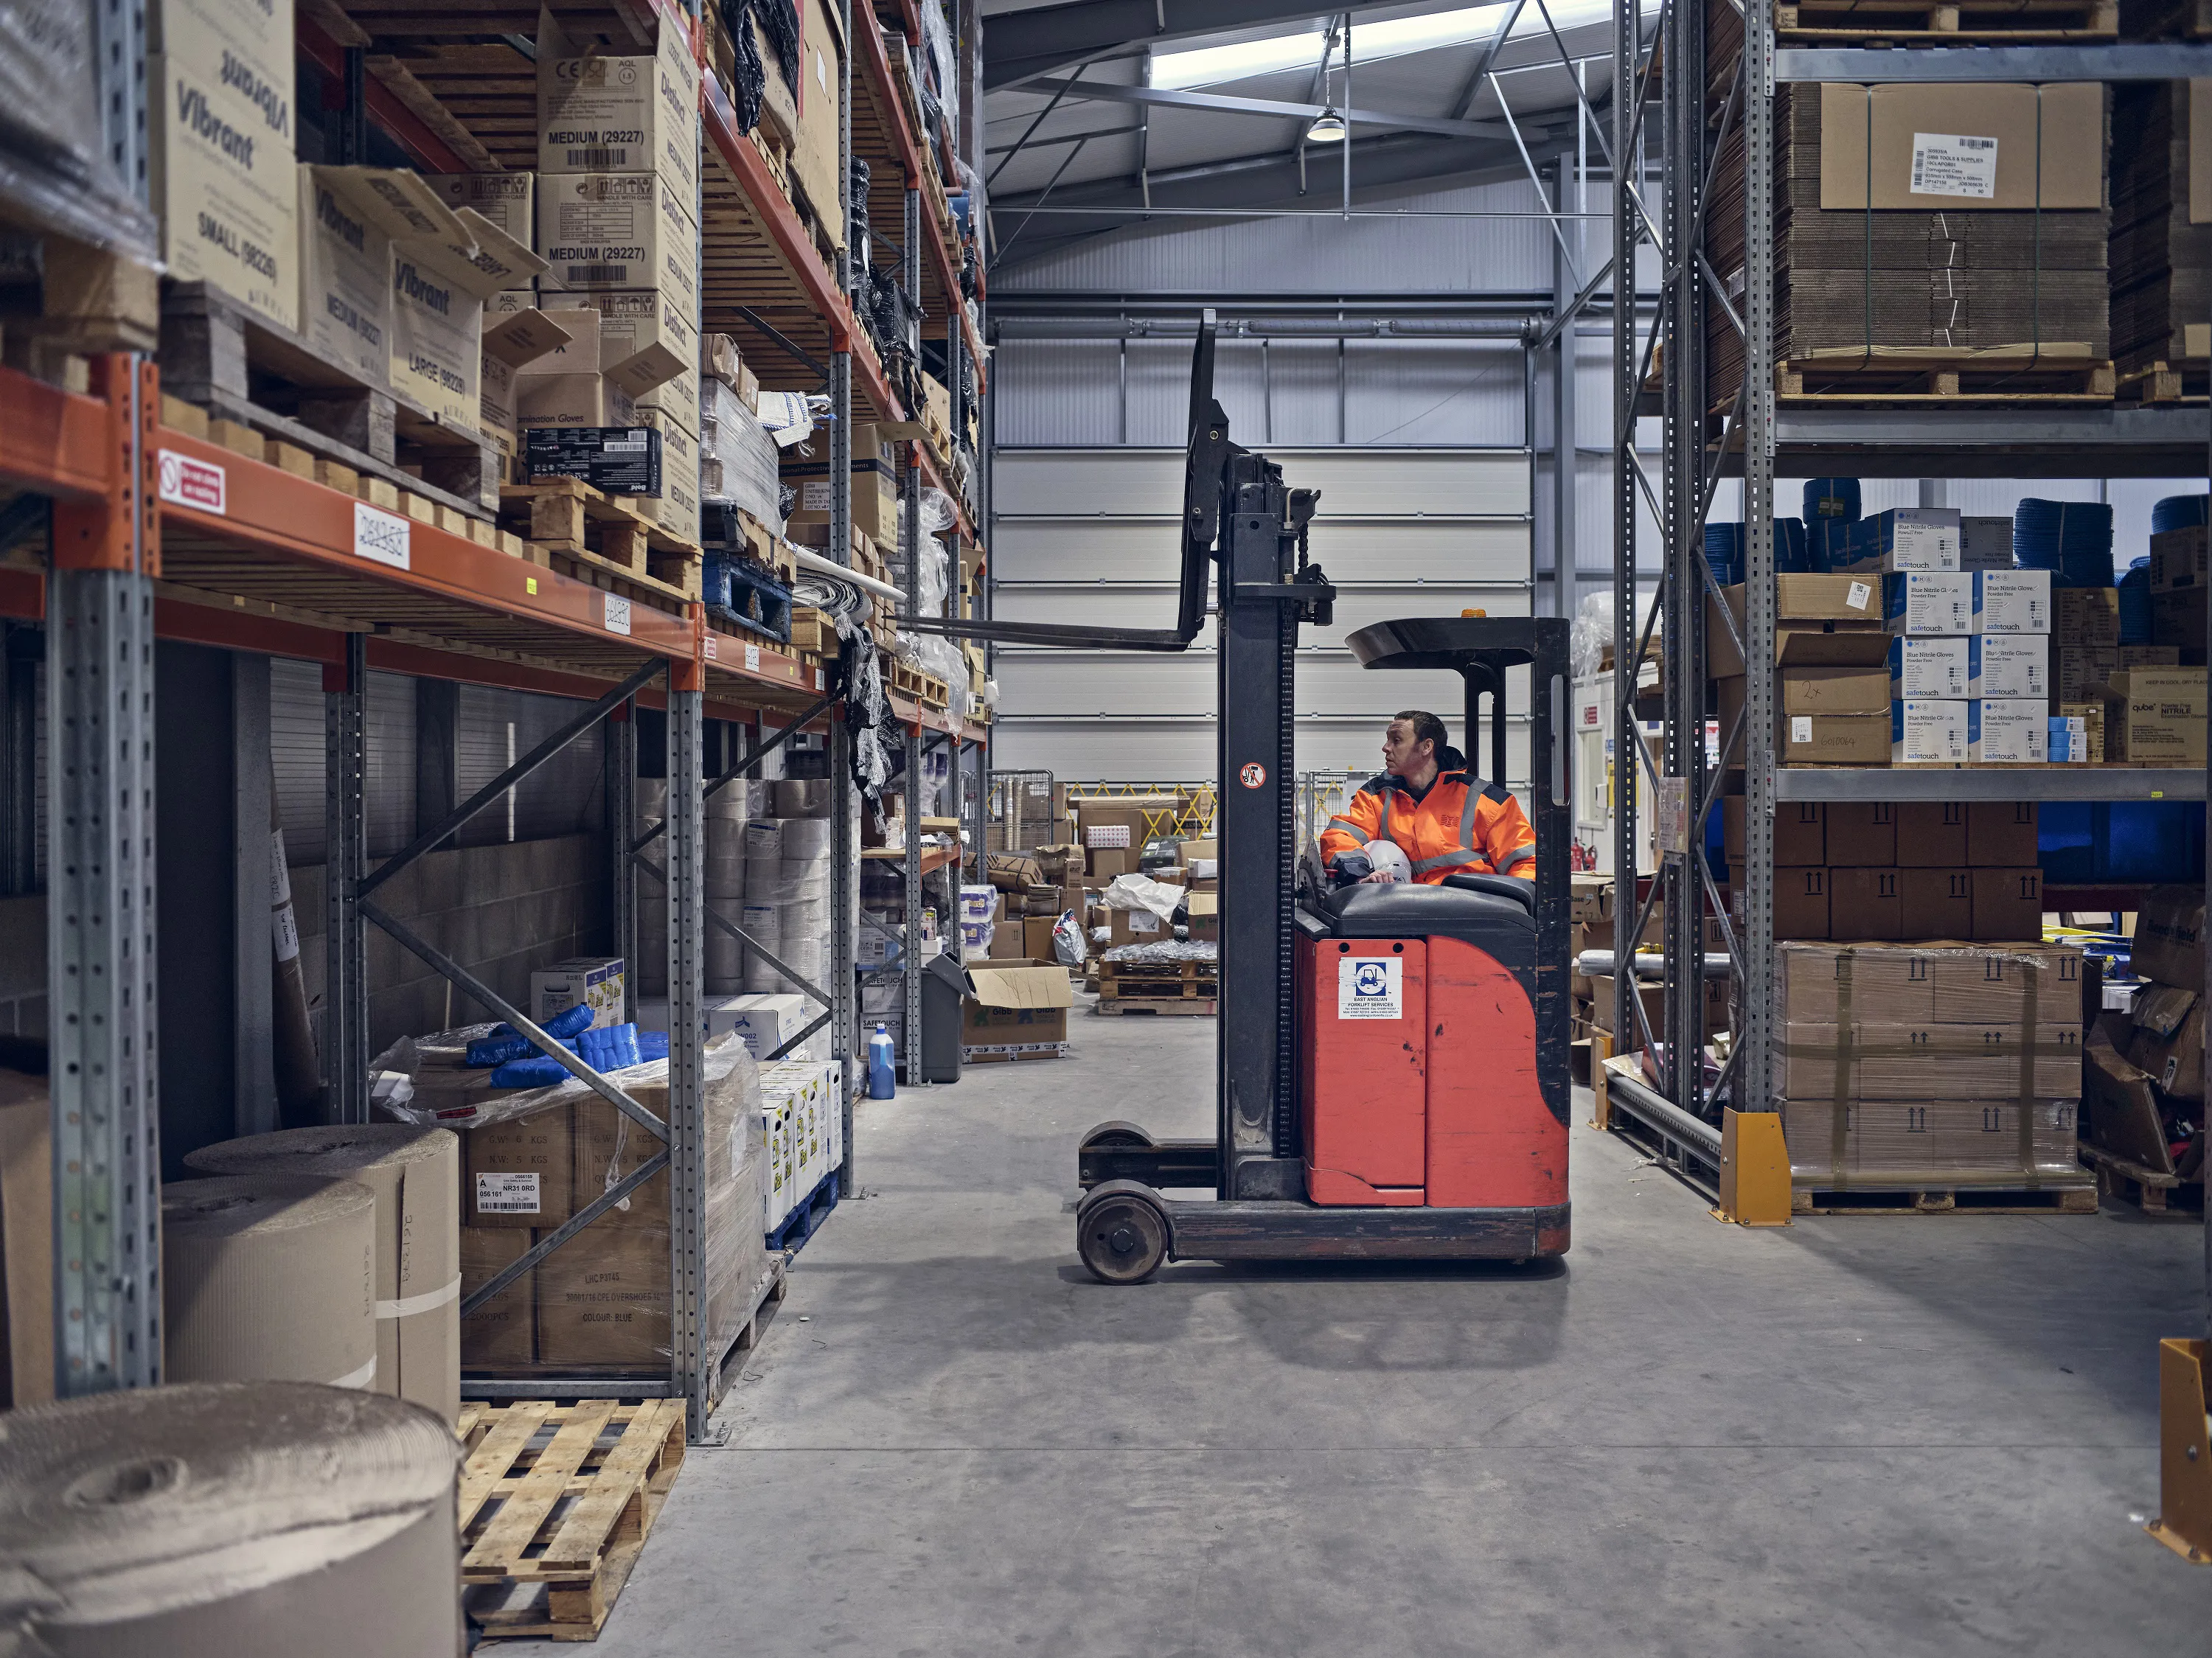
[1307,106,1347,142]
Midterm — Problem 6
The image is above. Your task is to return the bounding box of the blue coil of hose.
[1804,516,1850,574]
[2012,498,2114,588]
[2151,494,2210,535]
[1775,518,1812,574]
[2118,557,2152,645]
[1802,478,1860,526]
[1704,522,1744,588]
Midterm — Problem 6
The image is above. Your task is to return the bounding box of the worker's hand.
[1360,869,1399,885]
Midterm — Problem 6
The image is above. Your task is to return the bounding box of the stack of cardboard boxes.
[1773,938,2087,1194]
[1728,798,2043,943]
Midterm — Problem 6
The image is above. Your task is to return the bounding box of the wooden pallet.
[788,605,838,653]
[1790,1179,2098,1216]
[2117,360,2208,407]
[459,1398,686,1644]
[880,654,953,708]
[2080,1143,2205,1216]
[1099,961,1220,1000]
[0,217,157,356]
[1094,996,1218,1017]
[501,478,702,602]
[161,280,501,517]
[1775,348,2115,403]
[1777,0,2116,38]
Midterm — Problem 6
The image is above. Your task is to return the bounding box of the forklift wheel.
[1079,1121,1156,1152]
[1077,1180,1171,1284]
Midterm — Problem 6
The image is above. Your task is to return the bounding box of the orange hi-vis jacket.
[1320,769,1537,885]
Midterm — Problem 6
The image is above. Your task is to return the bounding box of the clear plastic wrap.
[1104,938,1219,966]
[702,378,785,532]
[1570,590,1614,679]
[1099,872,1187,924]
[0,0,159,262]
[756,390,827,447]
[920,0,956,126]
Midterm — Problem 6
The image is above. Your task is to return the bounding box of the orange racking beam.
[0,363,125,503]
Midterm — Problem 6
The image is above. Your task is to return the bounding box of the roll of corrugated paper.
[0,1379,460,1657]
[161,1175,376,1390]
[182,1125,461,1424]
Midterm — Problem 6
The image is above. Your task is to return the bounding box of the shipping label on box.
[1968,635,2048,700]
[1884,571,1973,635]
[1972,697,2049,764]
[538,30,702,199]
[2056,644,2118,702]
[1960,516,2014,571]
[2151,524,2208,593]
[2054,587,2120,647]
[1892,697,1969,763]
[465,1105,573,1227]
[151,53,299,330]
[536,173,700,312]
[1887,634,1970,699]
[1972,569,2050,635]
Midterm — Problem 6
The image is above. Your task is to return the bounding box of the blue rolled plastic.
[576,1022,644,1072]
[637,1031,669,1062]
[2151,494,2210,535]
[2012,498,2114,588]
[1802,478,1860,525]
[2118,556,2152,645]
[1704,522,1744,588]
[490,1054,575,1088]
[467,1032,539,1067]
[1775,518,1812,574]
[542,1003,597,1039]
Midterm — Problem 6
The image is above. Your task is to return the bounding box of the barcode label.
[603,434,648,452]
[1909,132,1998,199]
[565,147,630,167]
[476,1172,541,1214]
[566,263,632,284]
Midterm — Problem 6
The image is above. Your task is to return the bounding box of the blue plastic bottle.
[867,1024,897,1098]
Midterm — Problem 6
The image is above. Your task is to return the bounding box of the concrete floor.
[520,997,2212,1657]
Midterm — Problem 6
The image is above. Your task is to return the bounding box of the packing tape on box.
[375,1275,462,1320]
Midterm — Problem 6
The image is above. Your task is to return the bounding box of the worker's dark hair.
[1392,710,1449,756]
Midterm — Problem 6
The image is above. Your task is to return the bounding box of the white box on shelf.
[1886,635,1970,700]
[1891,698,1969,764]
[1883,572,1974,635]
[1972,570,2052,635]
[1971,698,2049,764]
[1959,516,2014,571]
[531,958,626,1028]
[1968,635,2050,701]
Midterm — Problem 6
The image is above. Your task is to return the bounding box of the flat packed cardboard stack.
[1705,64,2110,395]
[1727,798,2043,943]
[1774,939,2085,1191]
[2082,887,2206,1197]
[2108,81,2211,387]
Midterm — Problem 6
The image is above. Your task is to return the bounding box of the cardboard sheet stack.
[1705,63,2110,394]
[1775,941,2085,1191]
[2109,81,2211,383]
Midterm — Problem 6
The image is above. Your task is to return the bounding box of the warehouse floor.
[518,1000,2212,1657]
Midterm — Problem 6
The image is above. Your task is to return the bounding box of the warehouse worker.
[1320,710,1536,886]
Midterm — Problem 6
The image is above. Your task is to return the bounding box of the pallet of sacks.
[2081,885,2207,1213]
[1773,938,2096,1213]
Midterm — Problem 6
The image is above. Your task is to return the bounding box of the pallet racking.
[8,0,990,1440]
[1606,15,2212,1187]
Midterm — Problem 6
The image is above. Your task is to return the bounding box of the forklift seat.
[1310,879,1534,973]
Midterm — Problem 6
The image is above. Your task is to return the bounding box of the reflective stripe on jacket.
[1318,770,1536,883]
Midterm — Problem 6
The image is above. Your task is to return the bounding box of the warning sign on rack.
[1337,956,1402,1020]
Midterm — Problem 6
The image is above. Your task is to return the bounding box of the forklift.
[906,316,1571,1283]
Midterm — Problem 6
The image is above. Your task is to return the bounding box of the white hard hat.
[1366,841,1412,882]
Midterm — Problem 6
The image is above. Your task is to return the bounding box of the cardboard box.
[392,207,548,428]
[1834,507,1960,574]
[1086,847,1138,879]
[568,289,699,412]
[788,0,847,244]
[1887,635,1971,700]
[2055,645,2119,703]
[1034,844,1087,882]
[2107,666,2208,766]
[638,416,700,541]
[1970,697,2048,764]
[988,919,1027,959]
[0,1071,52,1407]
[1968,635,2048,701]
[962,961,1074,1051]
[1897,868,1974,937]
[2050,701,2104,763]
[2121,646,2184,669]
[2149,588,2207,652]
[1970,866,2044,941]
[787,461,898,543]
[1107,907,1168,947]
[1960,516,2014,571]
[2134,887,2207,990]
[710,991,815,1058]
[2127,984,2203,1101]
[1186,890,1220,941]
[535,1222,667,1366]
[1818,83,2104,211]
[1708,577,1886,677]
[2054,588,2121,648]
[1883,572,1974,636]
[425,171,533,245]
[2150,524,2207,594]
[1736,865,1831,940]
[459,1224,534,1368]
[297,167,467,389]
[1964,801,2037,867]
[1780,711,1891,764]
[987,851,1043,891]
[538,28,701,201]
[1724,798,1825,865]
[1570,873,1614,925]
[1892,697,1969,764]
[1972,570,2051,636]
[479,308,581,446]
[1826,802,1897,867]
[465,1105,572,1228]
[1893,801,1966,868]
[516,372,637,429]
[150,0,293,97]
[532,957,626,1029]
[1777,941,1935,1025]
[1022,914,1060,958]
[1776,1021,2081,1100]
[1928,943,2079,1020]
[536,172,700,313]
[1782,1098,2079,1183]
[151,52,299,330]
[1829,867,1903,941]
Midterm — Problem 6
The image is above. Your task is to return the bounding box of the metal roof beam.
[1015,74,1517,141]
[983,0,1413,91]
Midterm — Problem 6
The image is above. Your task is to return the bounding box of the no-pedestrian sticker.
[1338,956,1402,1020]
[158,450,226,514]
[1239,762,1267,789]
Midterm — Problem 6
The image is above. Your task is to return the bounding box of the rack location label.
[157,450,226,514]
[352,503,411,570]
[605,594,633,635]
